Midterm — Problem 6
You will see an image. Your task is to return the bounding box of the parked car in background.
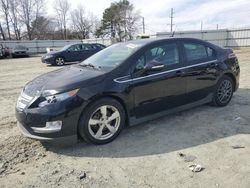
[0,44,9,58]
[11,45,29,58]
[41,43,106,66]
[3,46,11,57]
[16,38,240,145]
[0,47,3,59]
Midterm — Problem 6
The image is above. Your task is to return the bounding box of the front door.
[131,42,187,118]
[66,44,83,62]
[79,44,99,61]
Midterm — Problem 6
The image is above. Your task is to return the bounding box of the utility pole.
[142,17,145,34]
[216,24,219,30]
[201,21,203,31]
[170,8,174,32]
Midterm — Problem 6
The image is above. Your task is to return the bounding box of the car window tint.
[134,43,179,72]
[93,44,105,49]
[68,44,82,51]
[82,44,93,50]
[184,43,207,62]
[135,55,145,71]
[206,46,216,59]
[153,44,179,66]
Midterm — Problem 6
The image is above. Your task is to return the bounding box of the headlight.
[45,54,53,59]
[38,89,79,107]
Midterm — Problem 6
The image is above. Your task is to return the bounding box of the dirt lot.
[0,50,250,188]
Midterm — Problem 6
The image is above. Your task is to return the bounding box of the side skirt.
[129,93,213,126]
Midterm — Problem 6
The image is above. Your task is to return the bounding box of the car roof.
[69,43,101,46]
[123,37,217,48]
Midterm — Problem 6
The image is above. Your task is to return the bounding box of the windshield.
[80,42,142,69]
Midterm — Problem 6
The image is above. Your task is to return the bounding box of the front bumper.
[15,94,86,142]
[12,52,28,56]
[41,56,54,64]
[17,121,77,143]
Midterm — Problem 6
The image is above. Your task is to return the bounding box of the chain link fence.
[156,28,250,48]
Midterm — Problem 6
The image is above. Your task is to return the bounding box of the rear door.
[79,44,98,61]
[181,41,219,103]
[131,41,187,118]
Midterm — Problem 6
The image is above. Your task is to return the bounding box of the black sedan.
[41,43,106,66]
[16,38,240,145]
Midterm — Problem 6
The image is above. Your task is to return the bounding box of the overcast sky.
[48,0,250,34]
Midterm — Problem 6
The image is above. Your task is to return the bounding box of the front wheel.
[78,98,125,144]
[55,57,65,66]
[212,75,234,107]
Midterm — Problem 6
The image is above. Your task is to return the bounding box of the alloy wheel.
[56,57,64,65]
[88,105,121,140]
[217,79,233,104]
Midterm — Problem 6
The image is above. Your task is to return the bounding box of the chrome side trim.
[114,60,218,83]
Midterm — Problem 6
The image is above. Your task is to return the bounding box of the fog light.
[31,121,62,133]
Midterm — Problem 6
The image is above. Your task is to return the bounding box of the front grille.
[17,92,33,110]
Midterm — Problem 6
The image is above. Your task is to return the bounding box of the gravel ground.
[0,50,249,188]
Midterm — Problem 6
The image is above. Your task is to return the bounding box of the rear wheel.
[55,57,65,66]
[78,98,125,144]
[212,75,234,106]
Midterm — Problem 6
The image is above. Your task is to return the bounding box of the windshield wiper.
[80,63,101,70]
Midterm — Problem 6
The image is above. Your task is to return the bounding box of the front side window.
[135,43,179,72]
[68,44,82,52]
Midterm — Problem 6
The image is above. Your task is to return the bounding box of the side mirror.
[144,60,165,71]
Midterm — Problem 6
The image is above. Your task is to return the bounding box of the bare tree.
[71,5,98,39]
[19,0,45,40]
[54,0,70,40]
[0,22,6,40]
[0,0,11,40]
[9,0,21,40]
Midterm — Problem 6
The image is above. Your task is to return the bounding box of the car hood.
[23,65,106,97]
[46,50,60,56]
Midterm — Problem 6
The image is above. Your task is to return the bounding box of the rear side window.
[95,44,106,49]
[184,43,216,64]
[82,44,94,50]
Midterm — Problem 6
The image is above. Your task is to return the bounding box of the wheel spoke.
[100,106,107,119]
[217,79,233,103]
[106,124,116,134]
[95,125,104,138]
[107,111,119,122]
[88,104,121,141]
[89,118,101,125]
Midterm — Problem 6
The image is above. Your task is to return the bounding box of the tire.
[212,75,234,107]
[55,57,65,66]
[78,98,125,144]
